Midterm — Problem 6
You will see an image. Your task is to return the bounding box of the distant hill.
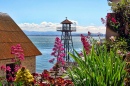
[23,30,61,36]
[23,30,105,36]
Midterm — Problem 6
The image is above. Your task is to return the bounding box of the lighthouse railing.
[57,27,76,32]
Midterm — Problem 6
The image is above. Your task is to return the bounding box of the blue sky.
[0,0,111,33]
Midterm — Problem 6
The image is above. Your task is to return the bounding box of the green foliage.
[106,37,128,53]
[107,0,130,38]
[67,43,126,86]
[110,0,130,13]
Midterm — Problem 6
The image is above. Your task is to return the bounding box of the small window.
[6,63,15,79]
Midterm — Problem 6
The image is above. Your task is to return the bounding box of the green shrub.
[68,43,126,86]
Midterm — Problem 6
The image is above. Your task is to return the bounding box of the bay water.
[28,36,104,73]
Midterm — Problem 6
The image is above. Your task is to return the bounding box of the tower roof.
[0,12,42,59]
[61,17,73,24]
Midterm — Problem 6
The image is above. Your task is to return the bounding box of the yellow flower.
[14,67,34,84]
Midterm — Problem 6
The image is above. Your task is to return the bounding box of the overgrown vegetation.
[68,38,127,86]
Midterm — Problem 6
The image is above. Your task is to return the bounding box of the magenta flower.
[16,44,21,47]
[60,47,64,51]
[11,58,15,62]
[18,54,24,60]
[14,65,20,72]
[101,13,120,30]
[32,72,39,77]
[61,60,65,65]
[81,34,91,54]
[50,68,53,71]
[111,17,116,23]
[57,57,62,62]
[6,66,11,72]
[49,37,66,71]
[49,58,55,63]
[42,70,50,79]
[107,13,111,19]
[7,76,15,82]
[53,48,56,51]
[59,53,65,57]
[0,65,6,71]
[11,44,24,61]
[11,44,25,73]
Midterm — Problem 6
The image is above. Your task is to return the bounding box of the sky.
[0,0,111,34]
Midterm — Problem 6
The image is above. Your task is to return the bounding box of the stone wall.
[106,27,119,39]
[22,56,36,73]
[0,56,36,77]
[0,59,12,77]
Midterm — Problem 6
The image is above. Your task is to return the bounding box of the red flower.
[56,77,65,85]
[7,76,15,82]
[42,70,50,79]
[64,80,73,85]
[39,83,50,86]
[0,65,6,71]
[107,13,111,19]
[48,77,55,85]
[111,17,116,23]
[32,72,39,76]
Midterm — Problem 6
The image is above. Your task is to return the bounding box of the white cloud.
[18,21,106,34]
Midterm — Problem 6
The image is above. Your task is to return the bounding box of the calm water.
[28,36,104,73]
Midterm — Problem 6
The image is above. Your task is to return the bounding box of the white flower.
[96,41,101,45]
[109,36,115,42]
[81,57,85,61]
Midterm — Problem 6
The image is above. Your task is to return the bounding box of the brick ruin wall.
[0,56,36,77]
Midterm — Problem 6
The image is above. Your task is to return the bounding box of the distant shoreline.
[27,35,105,37]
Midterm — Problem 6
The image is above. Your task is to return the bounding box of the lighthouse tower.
[57,17,76,62]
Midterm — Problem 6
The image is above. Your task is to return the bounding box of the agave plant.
[67,43,126,86]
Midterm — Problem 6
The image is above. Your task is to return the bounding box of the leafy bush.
[68,43,126,86]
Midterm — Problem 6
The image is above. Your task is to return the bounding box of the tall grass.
[68,44,126,86]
